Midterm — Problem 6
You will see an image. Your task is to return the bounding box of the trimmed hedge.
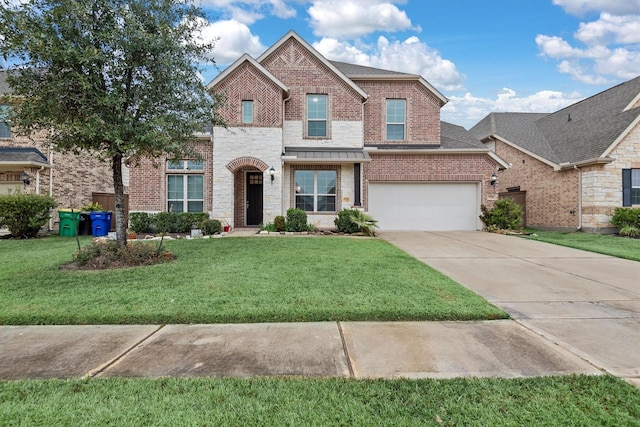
[129,212,209,234]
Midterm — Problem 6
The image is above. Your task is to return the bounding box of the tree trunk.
[112,153,127,246]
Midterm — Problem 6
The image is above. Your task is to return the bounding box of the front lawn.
[523,229,640,262]
[0,236,507,324]
[1,375,638,426]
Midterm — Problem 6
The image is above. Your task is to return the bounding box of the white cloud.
[308,0,416,38]
[201,19,267,64]
[314,36,465,91]
[198,0,297,23]
[552,0,640,16]
[537,5,640,85]
[441,88,582,129]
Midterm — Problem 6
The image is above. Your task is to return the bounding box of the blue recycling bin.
[90,211,112,237]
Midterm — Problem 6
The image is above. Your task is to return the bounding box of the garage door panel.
[368,182,478,231]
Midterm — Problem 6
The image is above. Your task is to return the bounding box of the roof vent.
[567,113,571,122]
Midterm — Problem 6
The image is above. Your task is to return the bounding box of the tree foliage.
[0,0,221,245]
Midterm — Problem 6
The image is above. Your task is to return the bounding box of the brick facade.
[1,132,118,230]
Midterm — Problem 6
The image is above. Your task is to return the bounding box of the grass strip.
[1,375,638,426]
[522,229,640,262]
[0,236,507,325]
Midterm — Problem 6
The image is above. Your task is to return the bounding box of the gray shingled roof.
[330,61,413,78]
[0,147,50,166]
[440,121,485,149]
[470,76,640,165]
[0,70,12,95]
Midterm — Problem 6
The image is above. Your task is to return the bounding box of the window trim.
[0,105,11,139]
[167,159,204,171]
[306,94,328,138]
[386,98,406,141]
[294,169,337,213]
[166,174,204,213]
[242,100,253,124]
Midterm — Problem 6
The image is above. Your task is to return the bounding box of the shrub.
[285,208,308,232]
[618,225,640,238]
[201,219,221,235]
[72,241,174,269]
[129,212,153,233]
[480,199,523,231]
[129,212,209,234]
[274,215,286,232]
[80,202,103,212]
[611,207,640,228]
[260,222,276,232]
[0,193,56,238]
[334,209,360,234]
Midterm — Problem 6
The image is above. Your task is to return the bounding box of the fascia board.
[601,114,640,158]
[206,54,289,94]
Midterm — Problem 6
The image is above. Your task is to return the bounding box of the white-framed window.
[167,159,204,171]
[294,170,336,212]
[0,105,11,139]
[242,100,253,124]
[632,169,640,205]
[386,99,406,140]
[167,174,204,212]
[307,94,327,137]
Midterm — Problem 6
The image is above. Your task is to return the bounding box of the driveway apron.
[381,231,640,386]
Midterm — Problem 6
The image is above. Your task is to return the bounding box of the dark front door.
[246,172,263,226]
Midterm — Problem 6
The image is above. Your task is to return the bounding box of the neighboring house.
[0,70,120,230]
[470,76,640,233]
[129,31,508,231]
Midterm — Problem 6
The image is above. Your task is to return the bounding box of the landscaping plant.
[480,199,523,231]
[200,219,222,236]
[285,208,309,232]
[334,208,379,235]
[0,192,56,238]
[610,207,640,238]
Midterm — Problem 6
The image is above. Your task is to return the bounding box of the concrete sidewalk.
[0,321,599,380]
[381,231,640,386]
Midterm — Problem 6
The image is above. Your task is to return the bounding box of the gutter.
[364,146,510,169]
[558,157,613,170]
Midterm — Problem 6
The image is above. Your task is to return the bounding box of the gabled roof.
[470,75,640,167]
[206,53,289,94]
[332,60,448,106]
[258,30,368,100]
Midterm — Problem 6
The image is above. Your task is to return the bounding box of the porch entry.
[246,171,263,226]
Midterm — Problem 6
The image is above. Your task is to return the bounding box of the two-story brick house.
[130,31,507,231]
[470,76,640,233]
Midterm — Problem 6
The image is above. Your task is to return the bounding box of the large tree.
[0,0,219,245]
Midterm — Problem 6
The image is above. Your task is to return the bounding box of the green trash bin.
[59,209,80,237]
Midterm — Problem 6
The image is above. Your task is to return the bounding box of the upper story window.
[386,99,406,141]
[0,105,11,139]
[242,100,253,124]
[167,159,204,171]
[307,94,327,137]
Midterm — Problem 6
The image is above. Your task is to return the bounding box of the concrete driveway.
[381,231,640,386]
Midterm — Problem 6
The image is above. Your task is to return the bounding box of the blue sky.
[196,0,640,128]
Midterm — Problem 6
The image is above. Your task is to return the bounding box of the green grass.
[523,229,640,262]
[1,375,638,426]
[0,236,507,325]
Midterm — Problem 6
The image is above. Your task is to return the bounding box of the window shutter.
[622,169,631,206]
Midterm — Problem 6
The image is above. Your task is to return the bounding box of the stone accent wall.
[356,80,441,145]
[363,152,499,210]
[212,127,282,228]
[493,141,579,229]
[1,133,118,229]
[582,123,640,231]
[283,120,363,148]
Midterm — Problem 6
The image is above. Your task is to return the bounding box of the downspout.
[281,90,292,217]
[35,165,45,194]
[360,96,369,210]
[574,165,582,230]
[48,144,54,231]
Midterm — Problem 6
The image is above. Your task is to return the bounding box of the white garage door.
[368,182,479,231]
